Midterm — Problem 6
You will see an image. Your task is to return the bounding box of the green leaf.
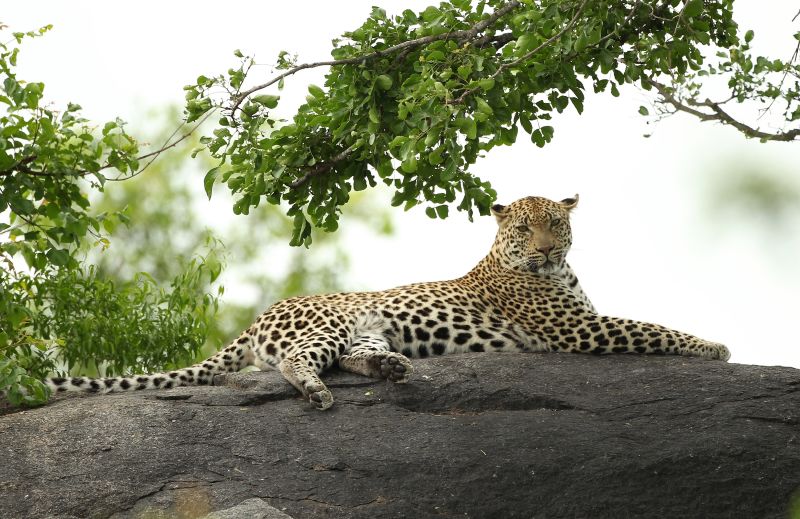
[289,212,311,247]
[428,146,444,165]
[638,106,649,116]
[401,155,418,173]
[376,159,393,178]
[45,248,70,267]
[531,126,554,148]
[204,167,219,199]
[455,117,477,139]
[476,97,493,115]
[375,75,393,90]
[389,135,407,149]
[477,78,495,91]
[515,34,536,55]
[574,35,588,53]
[683,0,703,18]
[369,105,380,124]
[308,84,325,99]
[252,94,279,108]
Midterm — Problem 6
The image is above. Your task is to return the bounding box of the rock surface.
[1,353,799,519]
[202,498,292,519]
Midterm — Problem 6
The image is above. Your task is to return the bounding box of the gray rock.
[203,498,293,519]
[1,353,799,519]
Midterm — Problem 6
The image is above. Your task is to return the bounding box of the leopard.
[44,194,730,410]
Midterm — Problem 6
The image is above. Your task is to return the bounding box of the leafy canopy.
[185,0,799,246]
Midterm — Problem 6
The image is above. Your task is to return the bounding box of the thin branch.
[230,1,522,114]
[474,31,515,49]
[0,110,214,181]
[644,77,715,120]
[106,108,217,182]
[0,155,44,177]
[644,77,800,141]
[595,0,643,47]
[757,38,800,120]
[491,32,516,50]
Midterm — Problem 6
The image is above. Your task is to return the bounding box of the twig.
[595,0,643,47]
[230,1,522,114]
[485,32,516,50]
[0,155,42,177]
[644,77,800,141]
[106,108,217,182]
[757,38,800,120]
[1,110,216,181]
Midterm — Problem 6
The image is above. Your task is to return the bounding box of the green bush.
[0,27,221,405]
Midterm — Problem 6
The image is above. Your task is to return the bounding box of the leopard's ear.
[559,194,579,211]
[491,203,509,224]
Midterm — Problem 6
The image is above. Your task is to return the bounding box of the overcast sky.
[4,1,800,367]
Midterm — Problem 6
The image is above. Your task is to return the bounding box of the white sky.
[4,1,799,367]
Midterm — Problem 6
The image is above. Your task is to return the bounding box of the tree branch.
[0,155,43,177]
[230,1,522,114]
[474,31,516,49]
[643,77,800,142]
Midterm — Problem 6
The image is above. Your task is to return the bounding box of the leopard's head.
[489,195,578,275]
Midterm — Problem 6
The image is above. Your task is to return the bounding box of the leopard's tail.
[44,333,255,395]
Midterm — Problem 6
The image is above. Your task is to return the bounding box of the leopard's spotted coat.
[46,195,729,409]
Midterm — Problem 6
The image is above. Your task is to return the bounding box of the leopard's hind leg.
[277,312,411,410]
[337,312,413,383]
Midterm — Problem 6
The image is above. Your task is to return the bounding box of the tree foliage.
[186,0,799,247]
[0,28,221,405]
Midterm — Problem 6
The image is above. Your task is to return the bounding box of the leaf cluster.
[0,252,220,405]
[187,0,742,245]
[643,27,800,141]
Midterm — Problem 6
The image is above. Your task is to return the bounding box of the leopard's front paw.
[379,353,413,383]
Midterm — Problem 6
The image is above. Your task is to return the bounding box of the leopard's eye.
[551,218,562,228]
[515,225,530,233]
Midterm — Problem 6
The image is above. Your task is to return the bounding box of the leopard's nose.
[537,245,553,255]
